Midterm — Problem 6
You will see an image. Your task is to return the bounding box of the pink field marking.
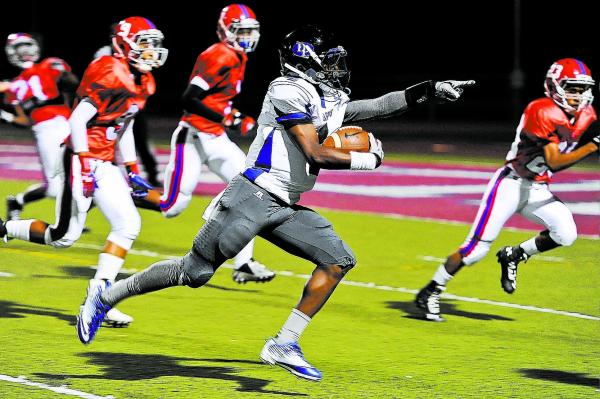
[1,142,597,236]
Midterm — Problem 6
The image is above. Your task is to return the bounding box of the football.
[323,126,370,153]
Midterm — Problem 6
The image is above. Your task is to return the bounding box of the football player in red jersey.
[415,58,600,321]
[1,17,167,329]
[143,4,276,283]
[0,33,79,221]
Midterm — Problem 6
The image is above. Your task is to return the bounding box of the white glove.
[368,132,384,166]
[0,109,15,123]
[434,80,476,101]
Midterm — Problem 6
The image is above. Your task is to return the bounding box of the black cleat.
[6,195,23,221]
[415,281,446,321]
[496,246,528,294]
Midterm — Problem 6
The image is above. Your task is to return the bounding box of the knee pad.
[181,250,215,288]
[161,193,192,218]
[107,213,141,250]
[459,239,492,266]
[550,226,577,247]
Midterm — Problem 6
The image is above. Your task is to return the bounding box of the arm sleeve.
[69,100,97,153]
[269,82,314,129]
[344,91,408,122]
[181,84,225,123]
[117,120,137,164]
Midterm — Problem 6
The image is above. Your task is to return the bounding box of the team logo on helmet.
[292,42,315,59]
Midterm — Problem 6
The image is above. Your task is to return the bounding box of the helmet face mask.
[5,33,40,69]
[112,17,168,73]
[280,26,350,91]
[544,58,595,115]
[217,4,260,53]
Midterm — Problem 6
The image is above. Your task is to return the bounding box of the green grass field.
[0,178,598,399]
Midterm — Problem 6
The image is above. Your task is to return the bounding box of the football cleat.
[77,279,111,344]
[497,246,528,294]
[415,281,446,322]
[0,216,7,243]
[260,338,322,381]
[6,195,23,221]
[232,259,275,284]
[103,308,133,328]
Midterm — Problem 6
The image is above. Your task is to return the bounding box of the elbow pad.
[404,80,435,108]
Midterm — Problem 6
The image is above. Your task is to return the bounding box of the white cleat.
[104,307,133,328]
[232,259,276,284]
[77,279,111,344]
[260,338,322,381]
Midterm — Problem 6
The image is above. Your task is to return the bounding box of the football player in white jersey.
[75,25,474,381]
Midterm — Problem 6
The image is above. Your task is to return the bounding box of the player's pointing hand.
[434,80,476,101]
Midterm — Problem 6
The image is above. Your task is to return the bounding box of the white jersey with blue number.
[243,76,349,204]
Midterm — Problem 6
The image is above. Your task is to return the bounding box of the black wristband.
[404,80,435,108]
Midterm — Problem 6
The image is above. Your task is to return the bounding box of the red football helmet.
[111,17,168,72]
[5,33,40,69]
[544,58,595,114]
[217,4,260,53]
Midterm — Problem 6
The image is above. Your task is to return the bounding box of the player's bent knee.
[551,228,577,247]
[161,194,192,218]
[45,181,61,199]
[181,250,215,288]
[461,240,491,266]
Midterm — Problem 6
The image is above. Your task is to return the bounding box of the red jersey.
[180,42,247,135]
[74,56,155,162]
[6,57,72,124]
[506,97,597,182]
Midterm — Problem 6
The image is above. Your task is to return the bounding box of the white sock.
[5,219,34,241]
[94,253,125,281]
[234,239,255,268]
[519,238,539,256]
[274,309,311,344]
[432,264,453,286]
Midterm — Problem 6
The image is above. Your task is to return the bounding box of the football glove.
[368,132,384,167]
[126,163,154,199]
[223,109,256,136]
[79,154,96,198]
[0,110,15,123]
[434,80,476,102]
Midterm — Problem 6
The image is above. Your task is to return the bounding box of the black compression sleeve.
[181,84,224,123]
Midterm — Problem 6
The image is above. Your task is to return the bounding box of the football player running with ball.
[1,17,167,329]
[138,4,277,284]
[76,25,474,381]
[415,58,600,322]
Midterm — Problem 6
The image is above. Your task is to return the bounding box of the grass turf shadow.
[35,352,308,396]
[0,300,76,325]
[386,300,514,321]
[518,368,599,389]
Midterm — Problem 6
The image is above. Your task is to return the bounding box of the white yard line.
[73,243,600,321]
[0,375,114,399]
[0,271,15,277]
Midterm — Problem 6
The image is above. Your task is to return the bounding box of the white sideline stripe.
[0,375,115,399]
[73,243,600,321]
[0,271,15,277]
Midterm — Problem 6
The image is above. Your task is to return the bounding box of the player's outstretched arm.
[543,137,599,172]
[287,124,383,170]
[0,105,31,127]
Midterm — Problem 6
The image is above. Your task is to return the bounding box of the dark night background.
[2,0,600,155]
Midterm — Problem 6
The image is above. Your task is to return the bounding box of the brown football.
[322,126,370,153]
